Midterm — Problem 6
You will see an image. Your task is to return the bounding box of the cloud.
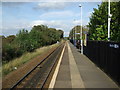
[31,20,67,29]
[2,18,73,37]
[34,2,68,10]
[3,21,31,30]
[1,0,106,2]
[31,20,72,36]
[2,19,89,37]
[39,11,79,19]
[73,20,81,25]
[86,11,93,18]
[72,19,88,26]
[64,31,70,36]
[2,2,27,7]
[102,0,120,2]
[2,0,120,2]
[2,19,32,36]
[31,19,88,37]
[33,2,70,11]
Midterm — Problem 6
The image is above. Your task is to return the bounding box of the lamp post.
[108,0,112,41]
[79,4,83,54]
[74,19,76,46]
[73,28,74,44]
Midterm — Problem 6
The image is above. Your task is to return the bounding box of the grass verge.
[2,42,61,77]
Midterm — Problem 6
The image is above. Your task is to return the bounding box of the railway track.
[10,42,65,89]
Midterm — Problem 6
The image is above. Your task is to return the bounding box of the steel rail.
[40,43,65,89]
[10,42,64,90]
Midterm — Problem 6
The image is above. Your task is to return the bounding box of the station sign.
[109,44,119,49]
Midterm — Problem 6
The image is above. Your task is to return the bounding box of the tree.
[6,35,16,43]
[2,25,64,63]
[88,2,120,41]
[58,30,64,39]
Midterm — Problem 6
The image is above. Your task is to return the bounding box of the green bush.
[2,25,64,64]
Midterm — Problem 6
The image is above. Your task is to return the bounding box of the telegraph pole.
[74,19,76,46]
[79,4,83,54]
[73,28,74,44]
[108,0,112,41]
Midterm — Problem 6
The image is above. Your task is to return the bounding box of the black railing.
[83,41,120,85]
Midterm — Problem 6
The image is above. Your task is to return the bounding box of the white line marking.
[48,43,66,89]
[67,42,85,88]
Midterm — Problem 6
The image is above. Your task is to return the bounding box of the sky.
[1,1,102,37]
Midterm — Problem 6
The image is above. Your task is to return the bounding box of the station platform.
[49,41,119,89]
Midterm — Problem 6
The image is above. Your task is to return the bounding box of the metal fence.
[83,41,120,85]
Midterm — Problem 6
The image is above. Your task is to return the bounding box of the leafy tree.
[88,2,120,41]
[15,29,29,52]
[6,35,16,43]
[58,30,64,39]
[2,25,64,63]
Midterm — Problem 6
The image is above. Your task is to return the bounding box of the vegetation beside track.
[2,25,64,64]
[2,41,64,77]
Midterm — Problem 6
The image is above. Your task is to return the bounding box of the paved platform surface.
[51,41,119,88]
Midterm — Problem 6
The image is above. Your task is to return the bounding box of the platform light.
[79,4,83,54]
